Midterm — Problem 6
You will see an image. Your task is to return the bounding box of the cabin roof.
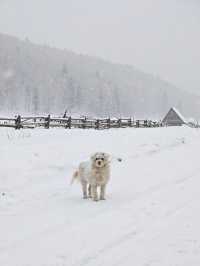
[162,107,187,124]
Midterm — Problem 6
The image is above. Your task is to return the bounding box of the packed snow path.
[1,127,200,266]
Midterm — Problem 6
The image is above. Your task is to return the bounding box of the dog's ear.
[91,152,97,161]
[103,153,111,161]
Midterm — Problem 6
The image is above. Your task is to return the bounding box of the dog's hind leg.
[91,185,98,201]
[100,184,106,200]
[88,184,92,198]
[81,181,88,199]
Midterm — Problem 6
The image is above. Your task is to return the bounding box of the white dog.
[71,152,122,201]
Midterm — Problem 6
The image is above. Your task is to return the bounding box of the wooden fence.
[0,115,163,130]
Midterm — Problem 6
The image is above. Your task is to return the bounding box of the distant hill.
[0,33,199,118]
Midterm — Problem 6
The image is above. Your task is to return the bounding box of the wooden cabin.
[162,107,187,126]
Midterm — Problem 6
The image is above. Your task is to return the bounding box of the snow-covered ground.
[1,126,200,266]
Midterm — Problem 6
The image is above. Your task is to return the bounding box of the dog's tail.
[70,170,79,185]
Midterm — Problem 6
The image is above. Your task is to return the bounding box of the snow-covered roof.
[171,107,187,124]
[162,107,187,124]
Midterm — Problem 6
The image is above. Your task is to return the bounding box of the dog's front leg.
[91,185,98,201]
[81,181,88,199]
[100,184,106,200]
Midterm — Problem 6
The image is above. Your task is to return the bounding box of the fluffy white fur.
[72,152,121,201]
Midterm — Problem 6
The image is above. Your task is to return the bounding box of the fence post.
[144,120,147,127]
[82,117,86,129]
[67,116,72,129]
[107,118,111,129]
[45,114,50,129]
[95,119,100,130]
[15,115,22,130]
[136,120,139,128]
[128,118,132,127]
[118,118,122,128]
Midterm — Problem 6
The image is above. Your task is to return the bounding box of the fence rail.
[0,115,163,130]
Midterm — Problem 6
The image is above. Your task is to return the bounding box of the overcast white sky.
[0,0,200,94]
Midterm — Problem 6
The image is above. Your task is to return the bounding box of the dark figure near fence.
[63,110,68,118]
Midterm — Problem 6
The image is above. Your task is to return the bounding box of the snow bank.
[1,126,200,266]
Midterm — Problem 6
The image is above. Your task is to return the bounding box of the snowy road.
[1,127,200,266]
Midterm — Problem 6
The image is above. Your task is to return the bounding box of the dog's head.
[91,152,110,168]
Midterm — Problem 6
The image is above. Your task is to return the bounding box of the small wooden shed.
[162,107,187,126]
